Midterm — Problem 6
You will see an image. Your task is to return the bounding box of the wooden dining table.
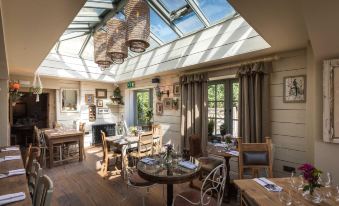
[0,146,32,205]
[43,129,84,168]
[235,177,338,206]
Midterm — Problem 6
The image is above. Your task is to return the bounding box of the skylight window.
[78,8,106,17]
[81,36,94,60]
[59,35,88,56]
[194,0,236,24]
[158,0,187,13]
[150,9,178,43]
[173,11,204,34]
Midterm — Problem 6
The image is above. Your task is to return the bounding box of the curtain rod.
[180,55,280,76]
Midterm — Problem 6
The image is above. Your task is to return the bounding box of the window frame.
[133,89,153,126]
[208,78,238,136]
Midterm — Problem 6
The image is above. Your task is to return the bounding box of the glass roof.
[53,0,237,61]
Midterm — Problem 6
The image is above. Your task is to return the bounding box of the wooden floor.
[44,147,239,206]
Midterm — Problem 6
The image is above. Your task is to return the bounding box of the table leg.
[224,157,231,202]
[49,143,54,168]
[167,184,173,206]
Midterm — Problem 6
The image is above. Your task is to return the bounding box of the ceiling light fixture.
[107,18,128,64]
[94,30,113,70]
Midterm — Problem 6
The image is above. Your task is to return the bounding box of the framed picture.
[85,94,94,105]
[98,108,109,114]
[173,83,180,96]
[156,102,163,115]
[283,75,306,103]
[97,99,103,107]
[163,98,173,110]
[96,89,107,98]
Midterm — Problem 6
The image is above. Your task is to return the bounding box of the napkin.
[0,156,21,162]
[1,147,19,152]
[179,161,197,170]
[0,169,26,179]
[253,177,282,192]
[0,192,26,205]
[140,157,156,165]
[214,143,227,147]
[226,150,239,156]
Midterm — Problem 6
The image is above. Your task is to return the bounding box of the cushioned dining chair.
[238,137,273,179]
[173,163,226,206]
[33,175,54,206]
[100,131,121,178]
[189,135,223,176]
[28,162,43,197]
[120,152,156,206]
[130,131,154,163]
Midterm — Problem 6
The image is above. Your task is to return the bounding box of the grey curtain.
[237,62,271,143]
[180,73,208,153]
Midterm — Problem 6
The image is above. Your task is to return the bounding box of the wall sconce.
[161,90,169,97]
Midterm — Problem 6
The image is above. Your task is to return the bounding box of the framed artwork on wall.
[85,94,94,105]
[173,83,180,96]
[163,98,173,110]
[97,99,103,107]
[283,75,306,103]
[96,89,107,98]
[156,102,163,115]
[98,108,109,114]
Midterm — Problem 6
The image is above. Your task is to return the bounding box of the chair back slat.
[137,131,153,156]
[152,124,162,155]
[100,131,108,159]
[33,175,54,206]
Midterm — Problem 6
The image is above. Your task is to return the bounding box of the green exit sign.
[127,81,135,88]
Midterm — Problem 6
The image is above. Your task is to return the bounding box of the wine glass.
[324,172,332,188]
[335,185,339,202]
[290,173,304,192]
[279,189,292,206]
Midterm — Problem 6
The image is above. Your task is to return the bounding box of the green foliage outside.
[136,91,151,125]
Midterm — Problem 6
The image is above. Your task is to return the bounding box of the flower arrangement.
[129,126,137,136]
[9,81,23,106]
[298,163,322,195]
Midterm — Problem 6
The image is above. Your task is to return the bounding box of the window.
[134,89,153,126]
[208,79,239,137]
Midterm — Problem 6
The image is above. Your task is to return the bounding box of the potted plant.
[220,123,228,136]
[208,119,214,136]
[9,81,23,106]
[129,126,138,136]
[110,87,124,105]
[298,163,323,203]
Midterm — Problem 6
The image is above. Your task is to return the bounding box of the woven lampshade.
[125,0,150,53]
[107,18,128,64]
[94,30,113,69]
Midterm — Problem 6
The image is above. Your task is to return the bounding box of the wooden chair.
[188,135,223,175]
[25,144,40,176]
[28,162,43,197]
[238,137,273,179]
[152,124,162,155]
[100,131,122,178]
[33,175,54,206]
[33,127,49,168]
[79,123,86,160]
[130,131,153,162]
[63,122,85,160]
[173,163,226,206]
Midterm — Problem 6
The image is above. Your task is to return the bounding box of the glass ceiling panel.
[150,9,178,43]
[194,0,236,24]
[78,8,106,16]
[59,35,88,56]
[82,36,94,60]
[158,0,187,13]
[173,11,204,34]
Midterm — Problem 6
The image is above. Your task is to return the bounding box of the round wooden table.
[137,157,201,206]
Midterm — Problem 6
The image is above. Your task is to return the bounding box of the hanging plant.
[30,73,43,102]
[155,85,162,101]
[9,81,23,106]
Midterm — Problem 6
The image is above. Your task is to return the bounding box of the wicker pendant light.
[107,18,128,64]
[94,30,113,69]
[125,0,150,53]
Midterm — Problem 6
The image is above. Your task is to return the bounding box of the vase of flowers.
[163,144,173,166]
[299,163,323,203]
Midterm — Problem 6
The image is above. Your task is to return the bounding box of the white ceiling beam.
[84,1,113,9]
[79,33,92,57]
[185,0,210,27]
[74,16,101,23]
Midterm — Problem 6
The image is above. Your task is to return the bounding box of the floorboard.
[44,147,238,206]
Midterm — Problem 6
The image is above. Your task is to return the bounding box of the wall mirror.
[323,59,339,143]
[61,88,79,112]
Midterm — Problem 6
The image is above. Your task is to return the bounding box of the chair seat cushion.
[129,173,154,187]
[199,157,223,172]
[174,190,217,206]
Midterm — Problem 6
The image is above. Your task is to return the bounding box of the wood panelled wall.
[118,74,181,148]
[270,50,308,176]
